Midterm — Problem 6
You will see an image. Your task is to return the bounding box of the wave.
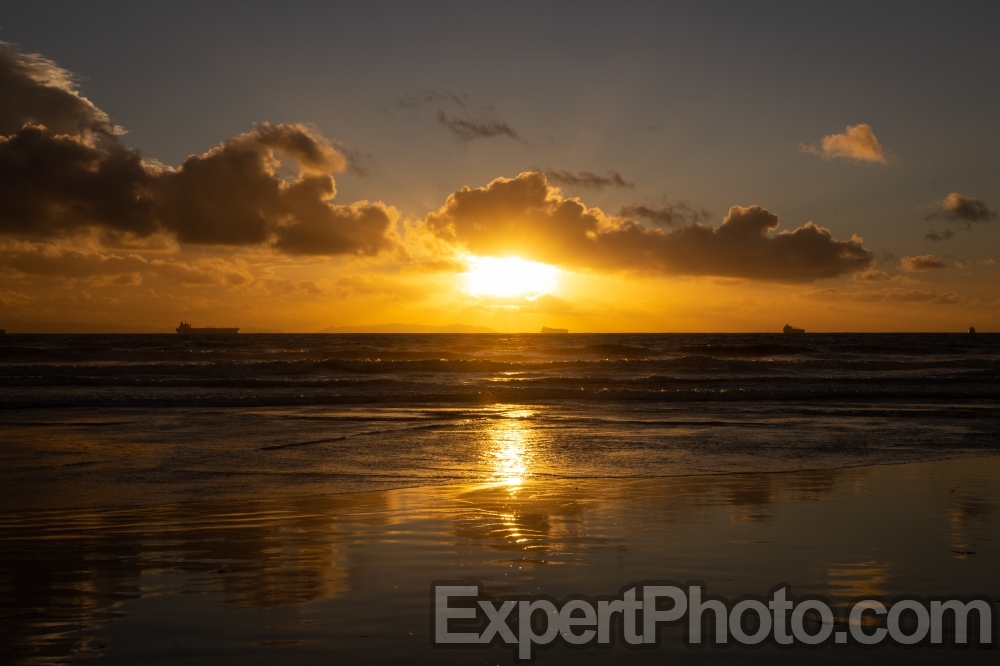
[1,333,997,409]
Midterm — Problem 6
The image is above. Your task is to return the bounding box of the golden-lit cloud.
[800,286,963,305]
[901,254,947,271]
[332,273,428,301]
[801,123,887,163]
[422,171,873,282]
[0,240,253,286]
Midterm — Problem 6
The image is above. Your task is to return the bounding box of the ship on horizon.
[176,322,239,335]
[540,326,569,334]
[783,324,805,334]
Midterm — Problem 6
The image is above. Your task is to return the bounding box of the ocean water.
[2,333,1000,665]
[2,333,998,510]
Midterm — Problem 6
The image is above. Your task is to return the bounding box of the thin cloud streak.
[901,255,948,271]
[435,110,520,142]
[544,169,634,191]
[394,88,521,143]
[620,202,711,227]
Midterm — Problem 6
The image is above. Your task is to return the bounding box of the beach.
[2,456,998,663]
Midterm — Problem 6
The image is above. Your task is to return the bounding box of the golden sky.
[0,18,997,332]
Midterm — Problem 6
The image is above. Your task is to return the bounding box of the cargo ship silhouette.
[783,324,805,334]
[176,322,239,335]
[540,326,569,334]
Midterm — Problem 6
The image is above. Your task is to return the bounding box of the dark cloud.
[0,124,156,237]
[0,42,117,137]
[436,110,520,142]
[423,171,873,282]
[337,145,375,177]
[396,89,473,112]
[396,88,520,142]
[925,192,996,231]
[152,123,395,254]
[0,123,397,255]
[544,169,633,191]
[619,201,711,227]
[925,229,955,241]
[0,44,399,257]
[901,255,948,271]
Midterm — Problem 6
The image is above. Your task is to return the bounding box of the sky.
[0,1,998,332]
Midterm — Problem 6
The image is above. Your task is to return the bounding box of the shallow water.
[1,333,998,509]
[1,457,997,664]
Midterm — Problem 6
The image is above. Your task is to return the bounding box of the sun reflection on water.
[485,409,535,488]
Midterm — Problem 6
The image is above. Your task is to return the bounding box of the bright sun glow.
[461,256,560,299]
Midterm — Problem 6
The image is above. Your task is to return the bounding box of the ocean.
[2,333,999,664]
[2,332,998,509]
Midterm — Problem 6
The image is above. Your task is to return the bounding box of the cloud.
[801,124,887,163]
[422,171,873,282]
[337,145,375,177]
[333,273,427,301]
[953,258,995,268]
[436,110,520,142]
[799,286,963,304]
[933,291,963,305]
[853,268,891,282]
[0,290,33,306]
[619,201,712,227]
[0,41,118,138]
[925,229,955,241]
[901,254,947,271]
[0,122,398,255]
[395,89,520,142]
[0,240,253,286]
[543,169,633,191]
[0,44,399,257]
[924,193,996,239]
[0,124,157,237]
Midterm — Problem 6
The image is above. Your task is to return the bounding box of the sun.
[461,256,560,299]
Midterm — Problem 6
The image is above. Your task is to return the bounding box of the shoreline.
[4,448,998,516]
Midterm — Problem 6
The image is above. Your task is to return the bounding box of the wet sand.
[2,456,998,664]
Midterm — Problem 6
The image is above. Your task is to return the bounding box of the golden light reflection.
[484,409,535,488]
[461,256,559,299]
